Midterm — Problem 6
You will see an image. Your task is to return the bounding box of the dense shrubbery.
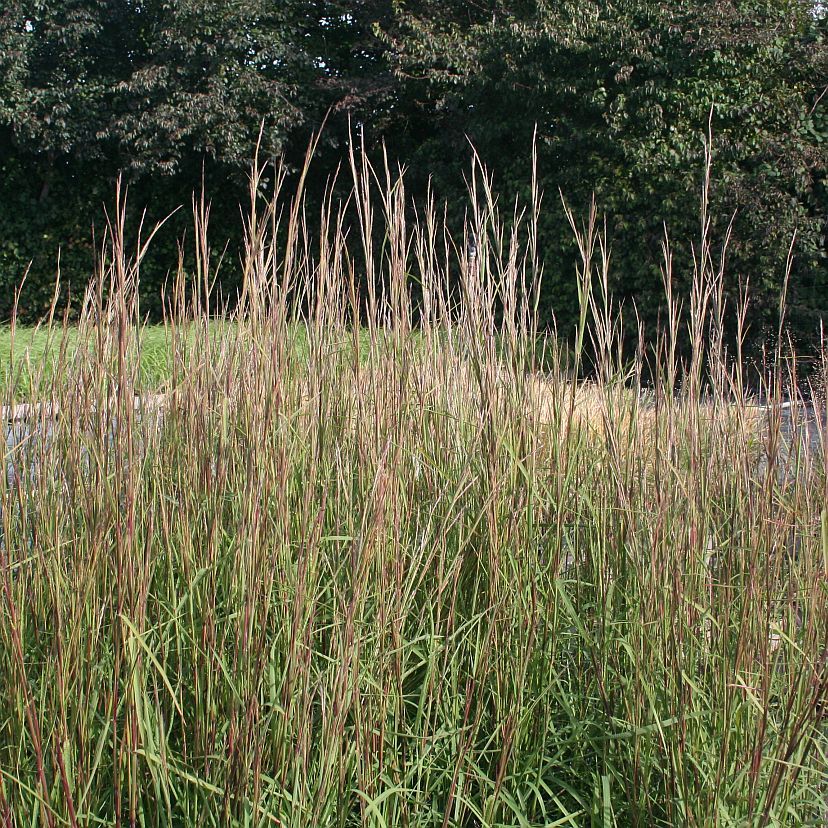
[0,1,826,354]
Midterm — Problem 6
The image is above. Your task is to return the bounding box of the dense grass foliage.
[0,155,826,827]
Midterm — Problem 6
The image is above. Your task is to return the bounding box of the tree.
[0,0,825,355]
[382,0,828,353]
[0,0,314,318]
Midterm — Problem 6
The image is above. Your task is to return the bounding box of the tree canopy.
[0,0,825,351]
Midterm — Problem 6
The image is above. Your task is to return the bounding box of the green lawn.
[0,323,551,401]
[0,324,175,398]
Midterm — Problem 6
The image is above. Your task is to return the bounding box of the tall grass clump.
[0,141,826,827]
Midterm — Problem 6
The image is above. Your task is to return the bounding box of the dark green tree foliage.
[384,0,828,350]
[105,1,309,174]
[0,0,825,355]
[0,2,110,315]
[0,0,311,317]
